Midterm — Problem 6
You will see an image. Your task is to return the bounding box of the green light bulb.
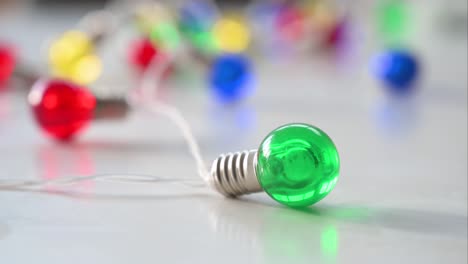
[150,22,181,52]
[256,123,340,207]
[377,0,410,44]
[210,123,340,208]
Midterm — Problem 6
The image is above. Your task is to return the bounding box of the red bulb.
[128,38,165,71]
[324,20,347,49]
[0,43,16,86]
[29,79,96,141]
[128,37,174,82]
[276,6,306,43]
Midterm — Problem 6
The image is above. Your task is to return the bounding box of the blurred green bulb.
[188,30,218,55]
[378,0,410,43]
[150,22,181,52]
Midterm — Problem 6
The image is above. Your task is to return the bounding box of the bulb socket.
[209,150,262,197]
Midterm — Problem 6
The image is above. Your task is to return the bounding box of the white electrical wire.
[129,49,211,183]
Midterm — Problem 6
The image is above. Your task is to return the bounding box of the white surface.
[0,1,467,263]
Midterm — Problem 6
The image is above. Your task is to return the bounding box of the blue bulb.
[372,50,420,93]
[209,54,253,103]
[179,0,216,32]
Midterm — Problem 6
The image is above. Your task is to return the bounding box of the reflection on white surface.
[204,197,467,263]
[321,225,339,260]
[373,95,419,139]
[0,221,9,240]
[208,103,257,150]
[206,199,339,264]
[37,143,95,192]
[0,92,10,120]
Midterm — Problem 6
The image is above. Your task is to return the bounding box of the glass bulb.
[275,5,306,43]
[179,0,218,55]
[0,43,16,86]
[150,22,182,52]
[29,79,96,141]
[212,17,251,53]
[256,123,340,207]
[372,49,419,92]
[48,30,102,85]
[377,0,410,44]
[128,38,162,70]
[323,19,348,49]
[209,54,253,104]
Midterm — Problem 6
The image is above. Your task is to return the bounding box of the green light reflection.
[321,225,339,260]
[206,201,346,264]
[261,209,340,264]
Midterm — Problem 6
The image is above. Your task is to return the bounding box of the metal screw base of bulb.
[209,150,262,197]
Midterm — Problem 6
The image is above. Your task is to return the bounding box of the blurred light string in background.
[0,51,212,194]
[0,0,250,193]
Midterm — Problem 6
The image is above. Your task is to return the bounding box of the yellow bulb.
[309,2,338,31]
[212,17,250,53]
[49,31,93,70]
[71,54,102,85]
[48,30,101,85]
[134,3,172,34]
